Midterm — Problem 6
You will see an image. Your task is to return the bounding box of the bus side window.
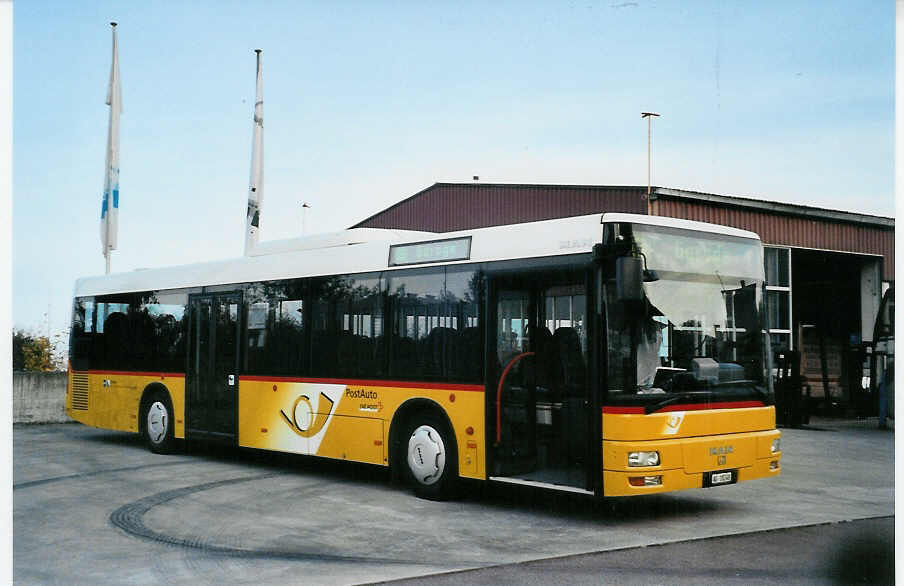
[388,267,484,382]
[102,311,130,370]
[309,274,383,378]
[604,286,632,393]
[70,298,95,371]
[552,326,585,396]
[275,298,305,375]
[388,269,446,380]
[244,279,309,377]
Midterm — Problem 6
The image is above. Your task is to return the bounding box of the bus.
[67,212,781,499]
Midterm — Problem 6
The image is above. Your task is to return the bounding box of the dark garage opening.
[791,249,866,413]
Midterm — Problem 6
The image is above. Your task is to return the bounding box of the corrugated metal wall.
[353,183,648,232]
[651,198,895,280]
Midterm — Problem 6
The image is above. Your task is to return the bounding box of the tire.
[141,392,177,454]
[401,412,458,500]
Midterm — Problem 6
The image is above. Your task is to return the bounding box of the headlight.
[628,451,660,467]
[771,438,781,454]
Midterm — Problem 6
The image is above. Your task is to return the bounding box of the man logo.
[280,393,334,438]
[710,446,733,466]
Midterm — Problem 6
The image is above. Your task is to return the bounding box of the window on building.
[765,247,790,287]
[764,247,792,352]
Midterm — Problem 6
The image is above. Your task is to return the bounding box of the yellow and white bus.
[67,212,781,499]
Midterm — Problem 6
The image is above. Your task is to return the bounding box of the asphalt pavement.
[13,417,895,584]
[380,516,895,585]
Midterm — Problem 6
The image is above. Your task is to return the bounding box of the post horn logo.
[663,412,685,434]
[280,393,335,438]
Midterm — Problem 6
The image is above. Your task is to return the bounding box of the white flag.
[244,49,264,256]
[101,23,122,256]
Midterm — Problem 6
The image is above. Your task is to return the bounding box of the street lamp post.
[641,112,660,198]
[301,202,311,235]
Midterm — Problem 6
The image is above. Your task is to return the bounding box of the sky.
[11,1,896,346]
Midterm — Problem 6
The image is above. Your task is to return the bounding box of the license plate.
[703,469,737,488]
[711,472,732,484]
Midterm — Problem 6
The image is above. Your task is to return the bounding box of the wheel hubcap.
[147,401,168,444]
[407,425,445,486]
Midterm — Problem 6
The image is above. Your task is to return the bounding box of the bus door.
[187,292,241,441]
[490,275,592,492]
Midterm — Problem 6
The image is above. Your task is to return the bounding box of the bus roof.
[603,213,760,240]
[73,212,760,297]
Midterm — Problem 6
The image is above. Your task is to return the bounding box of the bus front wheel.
[141,392,176,454]
[402,413,458,500]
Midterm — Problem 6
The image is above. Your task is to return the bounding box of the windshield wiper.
[644,392,706,414]
[644,384,769,414]
[712,379,770,402]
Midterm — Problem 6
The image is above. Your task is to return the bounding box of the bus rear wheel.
[142,392,176,454]
[402,413,458,500]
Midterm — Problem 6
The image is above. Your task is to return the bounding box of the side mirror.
[616,257,644,302]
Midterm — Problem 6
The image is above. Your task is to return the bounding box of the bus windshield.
[605,224,771,410]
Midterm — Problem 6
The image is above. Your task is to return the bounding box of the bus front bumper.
[602,429,781,497]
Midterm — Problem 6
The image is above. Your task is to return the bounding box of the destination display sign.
[388,236,472,266]
[633,225,762,280]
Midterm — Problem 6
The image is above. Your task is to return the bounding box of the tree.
[12,330,60,372]
[12,330,26,370]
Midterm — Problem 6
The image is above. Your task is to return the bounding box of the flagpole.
[101,21,121,274]
[244,49,264,256]
[106,21,115,275]
[103,21,115,274]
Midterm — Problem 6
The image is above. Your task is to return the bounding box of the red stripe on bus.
[602,400,765,415]
[70,369,185,378]
[602,406,645,414]
[239,375,484,392]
